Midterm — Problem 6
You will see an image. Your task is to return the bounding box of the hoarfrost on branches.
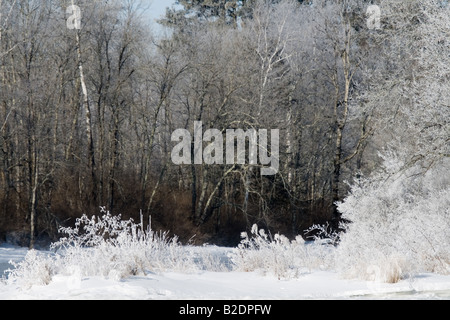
[336,157,450,282]
[230,224,334,279]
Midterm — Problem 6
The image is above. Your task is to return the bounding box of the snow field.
[1,243,450,300]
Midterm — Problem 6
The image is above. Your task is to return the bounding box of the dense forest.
[0,0,448,248]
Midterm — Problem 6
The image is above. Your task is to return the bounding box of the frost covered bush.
[51,209,198,279]
[6,250,54,289]
[336,157,450,282]
[50,209,199,279]
[230,224,334,279]
[6,208,228,288]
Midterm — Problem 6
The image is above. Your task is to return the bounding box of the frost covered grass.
[4,215,334,289]
[230,224,334,279]
[52,209,199,277]
[3,210,337,289]
[4,208,228,289]
[6,250,54,288]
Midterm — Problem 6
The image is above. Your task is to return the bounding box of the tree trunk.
[198,165,235,226]
[195,168,209,226]
[29,155,38,249]
[332,122,343,227]
[75,26,98,205]
[191,144,197,221]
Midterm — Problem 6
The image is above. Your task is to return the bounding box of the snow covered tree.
[362,0,449,170]
[336,0,450,282]
[160,0,254,30]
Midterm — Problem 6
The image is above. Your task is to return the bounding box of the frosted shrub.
[230,224,334,279]
[5,209,214,288]
[4,209,237,288]
[6,250,54,289]
[51,209,197,279]
[336,157,450,282]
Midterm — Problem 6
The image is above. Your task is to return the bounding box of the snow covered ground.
[1,244,450,300]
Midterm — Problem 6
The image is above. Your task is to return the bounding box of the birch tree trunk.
[72,0,98,204]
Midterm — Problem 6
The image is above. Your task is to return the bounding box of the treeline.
[0,0,447,247]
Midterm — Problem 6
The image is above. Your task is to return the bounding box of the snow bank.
[2,262,450,300]
[2,242,450,300]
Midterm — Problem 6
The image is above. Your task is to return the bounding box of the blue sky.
[145,0,178,33]
[148,0,176,20]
